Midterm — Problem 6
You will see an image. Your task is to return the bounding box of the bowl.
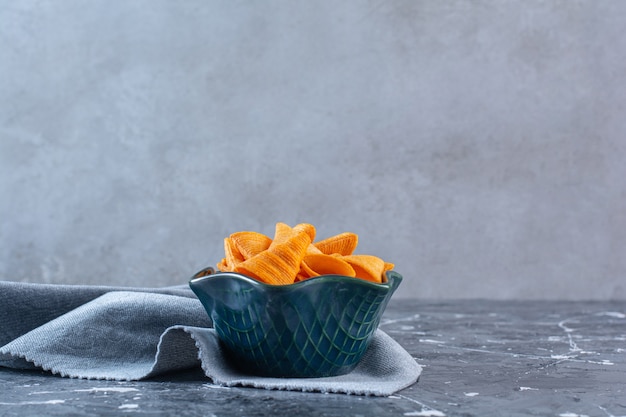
[189,267,402,378]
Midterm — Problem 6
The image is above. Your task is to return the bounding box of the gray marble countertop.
[1,300,624,417]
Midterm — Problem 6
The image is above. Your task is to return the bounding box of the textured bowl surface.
[189,268,402,378]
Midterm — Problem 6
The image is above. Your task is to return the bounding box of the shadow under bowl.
[189,268,402,378]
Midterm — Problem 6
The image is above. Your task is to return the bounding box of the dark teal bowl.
[189,267,402,378]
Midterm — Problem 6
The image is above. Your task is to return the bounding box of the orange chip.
[271,222,316,247]
[217,237,245,272]
[235,252,295,285]
[306,244,323,255]
[234,227,312,285]
[216,258,229,271]
[293,223,316,242]
[294,271,309,282]
[270,222,293,246]
[301,253,356,278]
[313,232,358,256]
[342,254,386,283]
[230,231,272,260]
[216,222,394,285]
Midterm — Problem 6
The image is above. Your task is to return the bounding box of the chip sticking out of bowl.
[216,222,394,285]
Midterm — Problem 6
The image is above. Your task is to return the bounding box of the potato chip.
[301,253,356,278]
[271,222,316,247]
[293,223,316,242]
[270,222,293,246]
[342,254,386,283]
[234,227,311,285]
[313,232,358,256]
[216,222,394,285]
[305,244,323,255]
[217,237,245,272]
[230,231,272,260]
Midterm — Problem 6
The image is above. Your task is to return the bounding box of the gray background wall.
[1,1,624,299]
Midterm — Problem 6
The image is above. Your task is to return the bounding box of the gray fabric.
[0,281,421,396]
[193,327,422,396]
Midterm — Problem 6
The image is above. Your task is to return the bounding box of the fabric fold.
[0,281,421,396]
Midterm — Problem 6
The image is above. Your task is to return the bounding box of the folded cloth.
[0,281,421,396]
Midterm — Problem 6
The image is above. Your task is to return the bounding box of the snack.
[216,222,394,284]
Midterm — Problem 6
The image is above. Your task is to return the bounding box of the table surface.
[1,299,624,417]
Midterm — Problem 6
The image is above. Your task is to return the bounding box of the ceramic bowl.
[189,267,402,378]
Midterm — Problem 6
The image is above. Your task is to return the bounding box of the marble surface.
[1,299,624,417]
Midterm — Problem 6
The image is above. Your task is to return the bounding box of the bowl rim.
[189,266,402,292]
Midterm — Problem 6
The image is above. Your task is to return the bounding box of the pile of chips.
[217,222,394,285]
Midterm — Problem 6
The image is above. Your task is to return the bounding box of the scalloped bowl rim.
[189,267,402,293]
